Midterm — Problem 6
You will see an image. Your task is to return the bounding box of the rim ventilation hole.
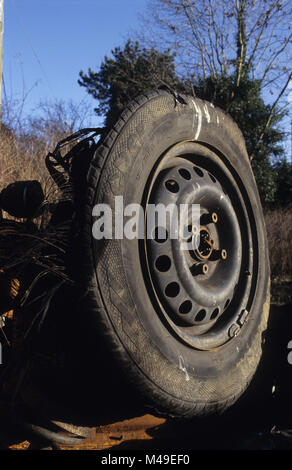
[179,300,192,314]
[183,224,193,242]
[154,226,168,243]
[155,255,171,272]
[165,179,179,193]
[208,173,216,183]
[178,168,191,180]
[195,309,206,322]
[193,167,204,177]
[210,308,219,320]
[165,282,180,298]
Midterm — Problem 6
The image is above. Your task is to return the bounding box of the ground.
[0,284,291,451]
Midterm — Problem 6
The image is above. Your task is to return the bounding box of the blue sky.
[3,0,147,124]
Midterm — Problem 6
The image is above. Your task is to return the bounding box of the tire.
[80,89,270,418]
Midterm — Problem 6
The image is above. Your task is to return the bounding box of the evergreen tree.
[78,40,183,132]
[192,75,286,204]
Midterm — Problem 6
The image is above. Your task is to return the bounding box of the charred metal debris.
[0,128,102,446]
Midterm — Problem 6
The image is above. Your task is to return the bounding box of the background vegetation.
[1,0,291,284]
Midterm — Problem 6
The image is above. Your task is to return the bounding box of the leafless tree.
[25,98,94,153]
[138,0,291,111]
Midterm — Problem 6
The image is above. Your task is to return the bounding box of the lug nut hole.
[178,168,191,180]
[155,255,171,272]
[179,300,192,314]
[165,282,180,297]
[210,308,219,320]
[208,173,217,183]
[193,167,204,177]
[195,309,206,322]
[153,226,168,243]
[221,249,227,259]
[165,179,179,193]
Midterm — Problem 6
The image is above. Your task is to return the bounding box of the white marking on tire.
[203,104,211,123]
[192,100,202,141]
[179,356,190,381]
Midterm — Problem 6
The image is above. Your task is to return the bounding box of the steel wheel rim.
[141,141,256,350]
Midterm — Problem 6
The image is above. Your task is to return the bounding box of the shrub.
[265,206,292,280]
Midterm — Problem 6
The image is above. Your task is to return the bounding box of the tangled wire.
[0,129,102,445]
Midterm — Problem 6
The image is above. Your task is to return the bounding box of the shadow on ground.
[0,297,292,450]
[96,300,292,450]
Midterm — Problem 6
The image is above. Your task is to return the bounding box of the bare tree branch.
[137,0,291,100]
[250,72,292,160]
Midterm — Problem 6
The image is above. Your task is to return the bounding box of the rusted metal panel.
[6,414,166,450]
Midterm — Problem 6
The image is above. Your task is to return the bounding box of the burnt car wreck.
[0,90,270,447]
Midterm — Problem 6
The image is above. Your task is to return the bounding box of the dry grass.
[265,206,292,281]
[0,126,49,189]
[0,98,93,199]
[0,127,65,234]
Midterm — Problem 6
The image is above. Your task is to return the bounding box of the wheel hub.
[192,225,215,261]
